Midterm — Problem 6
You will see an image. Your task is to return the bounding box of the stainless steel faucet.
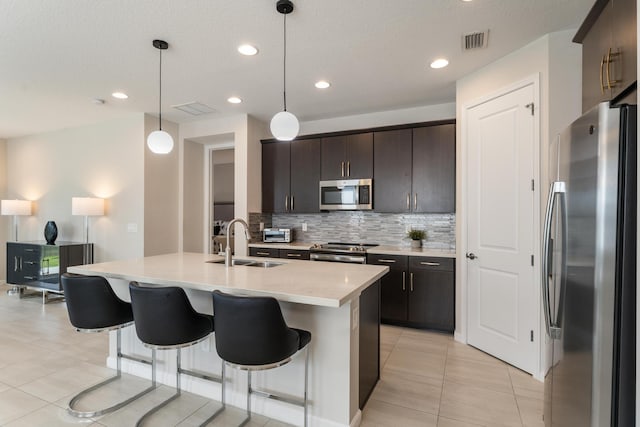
[225,218,252,266]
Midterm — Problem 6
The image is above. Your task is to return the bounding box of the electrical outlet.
[302,222,308,232]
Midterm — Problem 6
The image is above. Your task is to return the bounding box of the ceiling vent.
[462,30,489,51]
[172,102,217,116]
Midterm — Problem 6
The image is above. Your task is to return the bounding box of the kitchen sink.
[205,259,282,268]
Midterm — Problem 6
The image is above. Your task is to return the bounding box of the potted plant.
[407,229,426,248]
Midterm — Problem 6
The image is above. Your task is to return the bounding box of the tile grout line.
[507,367,526,427]
[436,341,450,421]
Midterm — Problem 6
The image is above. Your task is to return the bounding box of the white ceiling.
[0,0,593,139]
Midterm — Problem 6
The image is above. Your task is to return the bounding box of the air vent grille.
[462,30,489,50]
[172,102,216,116]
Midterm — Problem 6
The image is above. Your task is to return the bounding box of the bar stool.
[212,290,312,427]
[129,282,225,427]
[60,273,155,418]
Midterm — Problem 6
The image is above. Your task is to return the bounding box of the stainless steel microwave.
[319,179,372,210]
[262,228,293,243]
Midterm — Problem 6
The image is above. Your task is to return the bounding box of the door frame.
[459,74,542,378]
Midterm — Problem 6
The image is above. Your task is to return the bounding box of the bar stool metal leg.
[68,327,156,418]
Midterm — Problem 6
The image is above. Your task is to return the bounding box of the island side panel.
[359,279,380,408]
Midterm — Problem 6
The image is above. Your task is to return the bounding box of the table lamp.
[72,197,104,243]
[1,199,32,241]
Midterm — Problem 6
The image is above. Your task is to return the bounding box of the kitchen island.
[68,252,388,427]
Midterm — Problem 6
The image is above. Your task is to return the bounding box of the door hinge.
[531,255,534,266]
[530,330,534,342]
[531,179,535,191]
[525,102,535,116]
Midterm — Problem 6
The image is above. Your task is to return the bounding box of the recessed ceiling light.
[111,92,128,99]
[237,44,258,56]
[461,0,473,2]
[227,96,242,104]
[315,80,331,89]
[430,58,449,69]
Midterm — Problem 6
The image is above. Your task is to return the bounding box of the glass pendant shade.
[147,130,174,154]
[270,111,299,141]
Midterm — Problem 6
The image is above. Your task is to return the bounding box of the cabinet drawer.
[367,254,408,271]
[279,249,310,260]
[249,247,279,258]
[409,257,453,272]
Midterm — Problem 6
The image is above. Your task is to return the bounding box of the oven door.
[319,179,372,210]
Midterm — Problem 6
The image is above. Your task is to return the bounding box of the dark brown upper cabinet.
[373,124,455,213]
[262,138,321,214]
[373,129,412,213]
[575,0,637,112]
[321,133,373,180]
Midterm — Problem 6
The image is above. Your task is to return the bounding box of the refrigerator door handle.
[542,181,565,339]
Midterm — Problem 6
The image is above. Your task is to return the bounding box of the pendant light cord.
[283,12,287,112]
[159,48,163,130]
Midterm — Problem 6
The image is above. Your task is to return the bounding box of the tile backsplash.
[249,211,455,249]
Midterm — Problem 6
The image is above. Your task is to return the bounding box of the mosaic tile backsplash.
[249,212,455,249]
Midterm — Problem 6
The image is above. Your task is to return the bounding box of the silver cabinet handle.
[285,195,289,211]
[14,256,17,272]
[420,261,440,266]
[19,257,22,270]
[287,253,302,257]
[406,193,410,210]
[378,259,396,263]
[341,161,345,177]
[256,251,270,256]
[542,181,566,340]
[24,276,36,280]
[347,161,350,177]
[414,193,417,210]
[24,261,36,265]
[410,272,414,292]
[291,196,294,211]
[402,271,406,291]
[24,248,35,252]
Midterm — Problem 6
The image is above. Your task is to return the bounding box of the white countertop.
[68,252,388,308]
[250,242,456,258]
[367,245,456,258]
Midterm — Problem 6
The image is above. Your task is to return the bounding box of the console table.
[6,241,93,303]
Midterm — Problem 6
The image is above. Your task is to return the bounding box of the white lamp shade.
[1,200,32,216]
[72,197,104,216]
[147,130,174,154]
[270,111,300,141]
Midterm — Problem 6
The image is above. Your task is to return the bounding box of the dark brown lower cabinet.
[249,247,311,260]
[249,247,279,258]
[369,253,454,332]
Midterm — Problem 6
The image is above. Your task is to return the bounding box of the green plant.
[407,229,426,241]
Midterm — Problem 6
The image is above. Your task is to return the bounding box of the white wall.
[144,114,179,257]
[456,30,581,377]
[299,102,456,135]
[6,115,147,262]
[0,139,7,280]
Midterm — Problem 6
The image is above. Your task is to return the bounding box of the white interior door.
[466,82,537,374]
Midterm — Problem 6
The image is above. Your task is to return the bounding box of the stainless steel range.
[309,242,378,264]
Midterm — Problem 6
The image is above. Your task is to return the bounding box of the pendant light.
[147,39,174,154]
[270,0,299,141]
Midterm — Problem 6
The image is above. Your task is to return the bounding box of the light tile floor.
[0,284,543,426]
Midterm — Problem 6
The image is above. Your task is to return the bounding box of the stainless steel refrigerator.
[542,102,636,426]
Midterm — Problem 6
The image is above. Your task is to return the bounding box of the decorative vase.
[44,221,58,245]
[410,239,422,248]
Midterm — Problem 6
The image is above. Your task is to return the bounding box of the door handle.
[600,54,606,94]
[347,161,350,177]
[406,193,410,210]
[291,196,294,211]
[256,251,270,256]
[420,261,440,266]
[410,272,414,292]
[606,47,620,89]
[13,256,17,272]
[287,253,302,258]
[466,253,477,260]
[285,195,289,211]
[341,161,345,177]
[402,271,406,291]
[414,193,417,211]
[377,259,396,263]
[542,181,566,339]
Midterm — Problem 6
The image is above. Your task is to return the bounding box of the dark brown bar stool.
[129,282,225,427]
[212,290,311,427]
[61,273,155,418]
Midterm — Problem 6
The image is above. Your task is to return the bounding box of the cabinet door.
[408,269,454,332]
[321,136,347,180]
[279,249,310,260]
[380,270,408,322]
[374,129,412,213]
[262,142,291,213]
[412,125,456,213]
[346,133,373,179]
[290,138,321,213]
[610,0,637,101]
[6,243,21,284]
[581,2,613,112]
